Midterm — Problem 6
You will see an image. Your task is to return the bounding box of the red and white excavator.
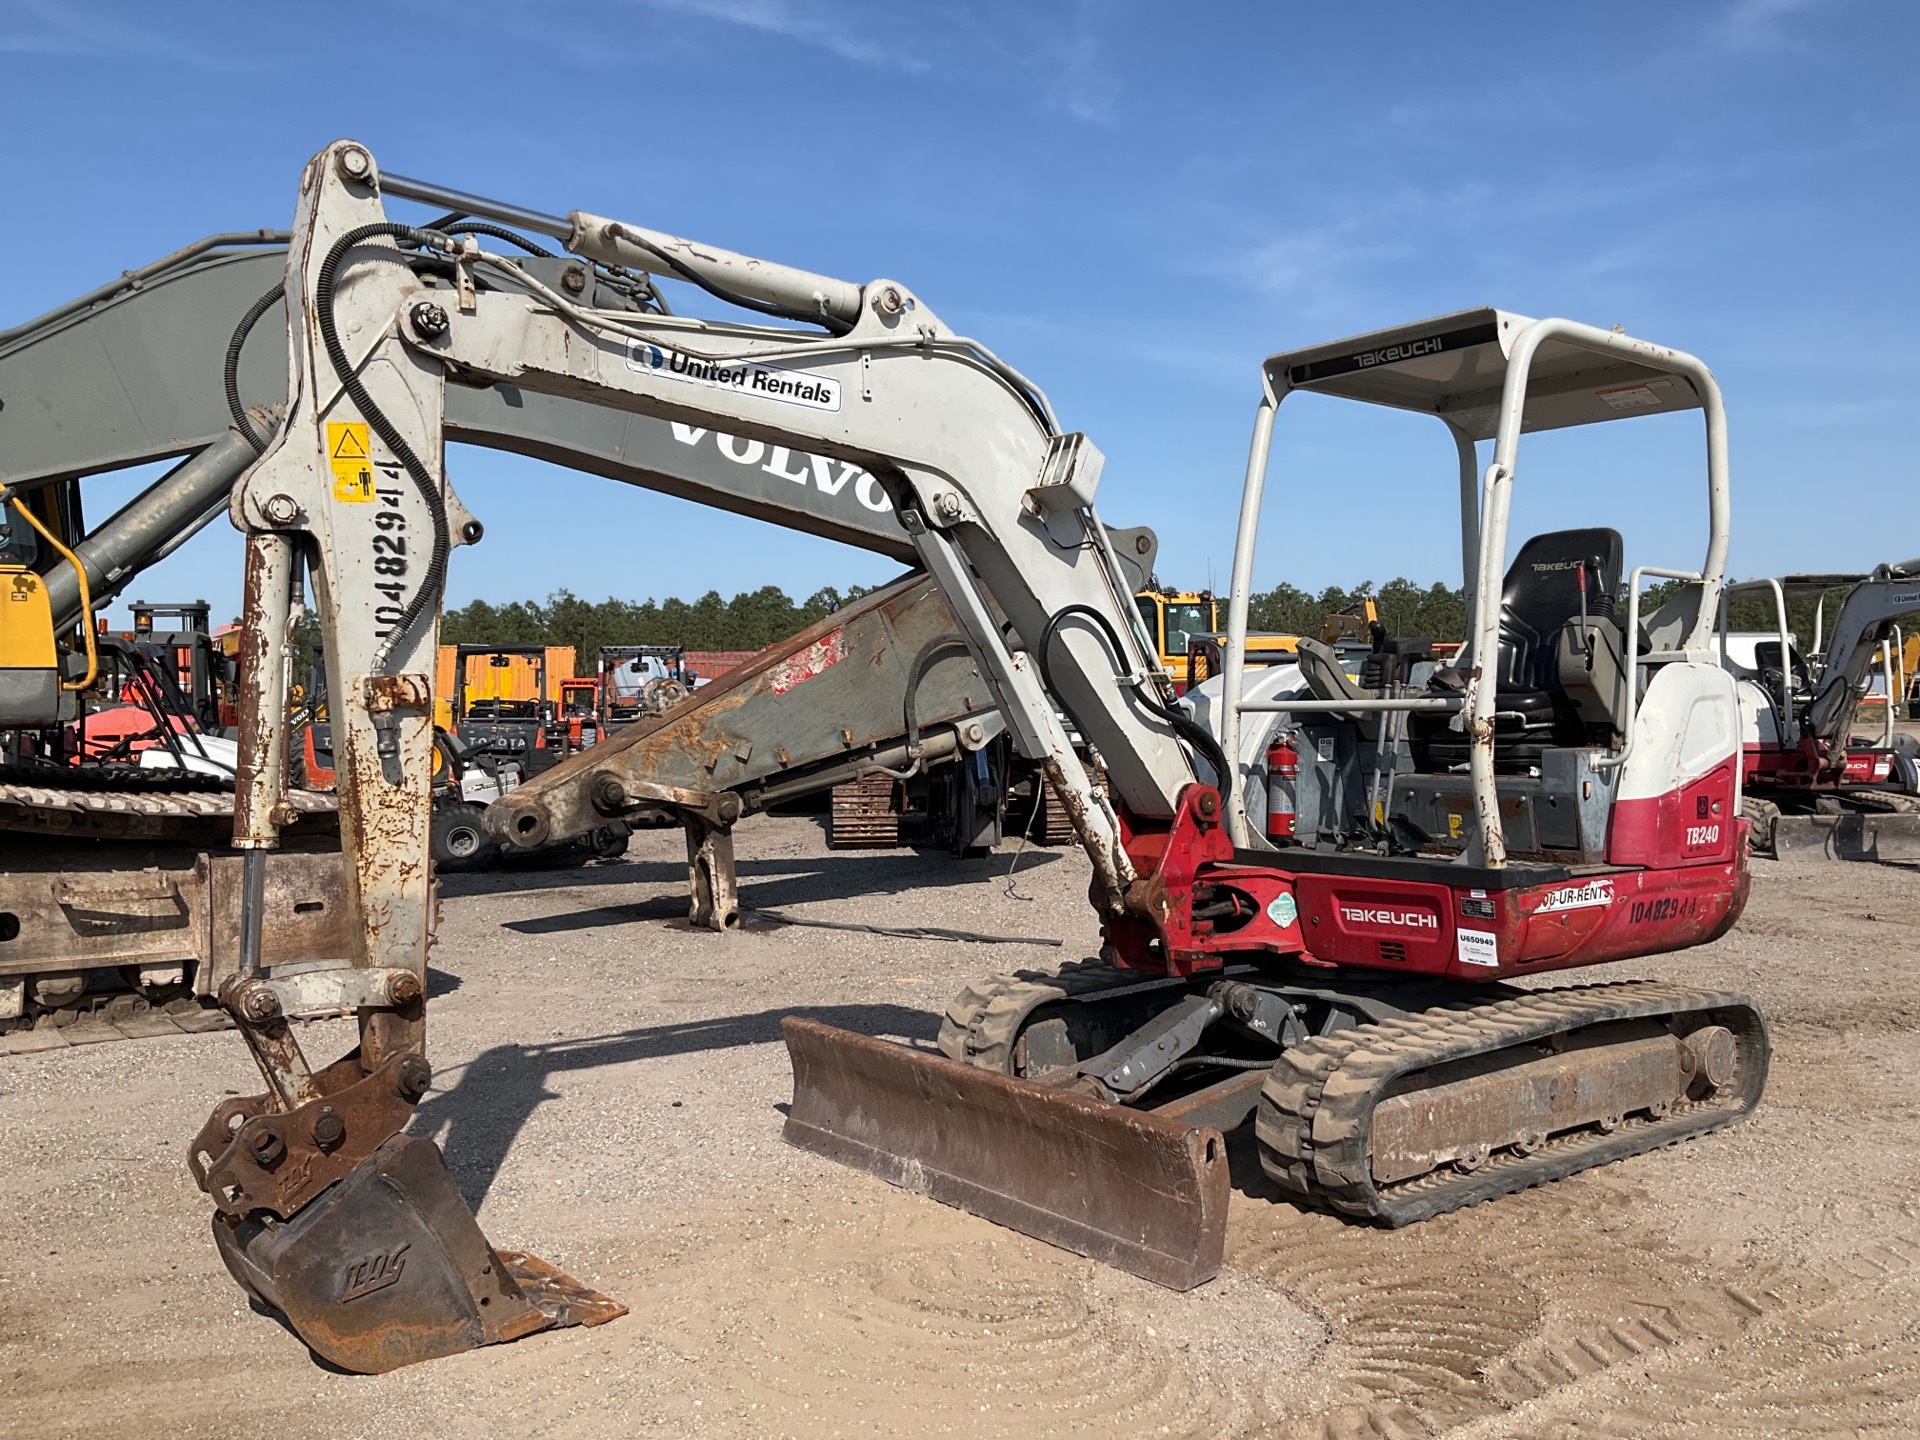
[1717,566,1920,859]
[161,141,1763,1371]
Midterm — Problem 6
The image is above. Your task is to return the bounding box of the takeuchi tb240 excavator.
[177,140,1766,1372]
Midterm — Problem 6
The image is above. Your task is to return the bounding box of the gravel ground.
[2,816,1916,1437]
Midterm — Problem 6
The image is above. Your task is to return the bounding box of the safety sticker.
[1456,928,1500,968]
[1266,892,1298,929]
[1594,377,1674,413]
[1535,879,1614,914]
[327,421,375,504]
[627,339,841,414]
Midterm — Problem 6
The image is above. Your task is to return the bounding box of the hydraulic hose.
[313,221,455,673]
[1,486,97,691]
[224,284,286,455]
[1036,603,1233,794]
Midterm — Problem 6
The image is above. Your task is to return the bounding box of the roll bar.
[1220,310,1731,866]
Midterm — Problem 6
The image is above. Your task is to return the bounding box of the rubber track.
[0,774,336,840]
[937,958,1174,1071]
[1035,779,1076,846]
[1255,979,1770,1227]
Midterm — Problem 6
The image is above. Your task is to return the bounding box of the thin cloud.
[1056,0,1121,126]
[0,0,243,67]
[638,0,928,73]
[1712,0,1822,52]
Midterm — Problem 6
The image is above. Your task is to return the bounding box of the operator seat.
[1490,527,1624,737]
[1296,638,1385,739]
[1412,527,1626,770]
[1753,639,1812,702]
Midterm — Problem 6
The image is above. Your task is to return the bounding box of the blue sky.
[2,0,1914,627]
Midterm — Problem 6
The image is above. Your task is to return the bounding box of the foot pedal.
[213,1134,625,1373]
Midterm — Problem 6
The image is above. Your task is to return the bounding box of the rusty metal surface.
[190,1047,428,1219]
[1369,1028,1692,1185]
[0,846,346,984]
[686,820,741,931]
[489,573,999,853]
[782,1016,1229,1290]
[212,1133,624,1373]
[828,774,900,848]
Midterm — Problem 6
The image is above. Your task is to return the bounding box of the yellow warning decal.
[326,421,375,504]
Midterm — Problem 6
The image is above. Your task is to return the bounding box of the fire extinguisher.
[1265,731,1298,840]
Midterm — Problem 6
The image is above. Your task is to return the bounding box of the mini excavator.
[168,141,1763,1370]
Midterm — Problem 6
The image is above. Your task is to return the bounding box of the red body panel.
[1105,785,1750,985]
[1743,740,1891,788]
[1607,760,1737,867]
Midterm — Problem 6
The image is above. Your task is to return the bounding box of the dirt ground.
[3,815,1917,1438]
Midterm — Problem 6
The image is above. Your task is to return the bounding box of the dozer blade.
[1772,812,1920,862]
[213,1134,625,1373]
[782,1016,1229,1290]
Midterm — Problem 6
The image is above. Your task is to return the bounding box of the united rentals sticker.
[627,340,841,413]
[1534,879,1614,915]
[1456,928,1500,968]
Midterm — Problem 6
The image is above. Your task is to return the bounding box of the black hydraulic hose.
[315,221,454,672]
[439,222,555,259]
[902,635,972,757]
[1036,603,1234,792]
[224,284,286,454]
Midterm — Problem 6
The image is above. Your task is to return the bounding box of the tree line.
[429,574,1861,677]
[440,584,873,671]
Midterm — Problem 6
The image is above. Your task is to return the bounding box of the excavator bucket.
[211,1135,625,1373]
[782,1017,1229,1290]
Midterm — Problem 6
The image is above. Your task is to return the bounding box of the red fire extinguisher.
[1265,732,1298,839]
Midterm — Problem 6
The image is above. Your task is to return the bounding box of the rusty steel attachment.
[782,1016,1229,1290]
[190,1046,624,1372]
[212,1134,625,1373]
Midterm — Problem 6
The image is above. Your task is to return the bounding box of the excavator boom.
[159,142,1767,1366]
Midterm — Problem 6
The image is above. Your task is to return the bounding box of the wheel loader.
[124,140,1770,1375]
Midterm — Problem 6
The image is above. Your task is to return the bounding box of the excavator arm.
[198,140,1212,1370]
[1801,561,1920,749]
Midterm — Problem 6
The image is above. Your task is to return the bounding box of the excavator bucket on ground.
[781,1017,1230,1290]
[191,1051,625,1373]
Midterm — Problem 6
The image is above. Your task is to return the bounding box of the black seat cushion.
[1495,527,1624,719]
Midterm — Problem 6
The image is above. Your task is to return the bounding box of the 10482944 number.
[371,470,410,637]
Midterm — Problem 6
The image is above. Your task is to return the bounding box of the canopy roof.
[1264,307,1706,442]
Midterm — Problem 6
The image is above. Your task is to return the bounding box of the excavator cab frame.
[1716,566,1920,858]
[1220,307,1732,868]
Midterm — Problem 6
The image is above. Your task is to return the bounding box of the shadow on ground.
[410,1002,943,1207]
[474,849,1064,935]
